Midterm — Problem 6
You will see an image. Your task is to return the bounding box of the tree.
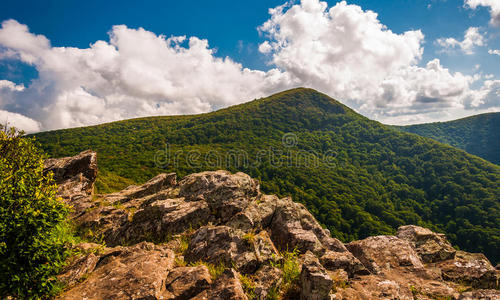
[0,126,70,298]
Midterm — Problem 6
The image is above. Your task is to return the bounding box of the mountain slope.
[33,88,500,263]
[395,112,500,165]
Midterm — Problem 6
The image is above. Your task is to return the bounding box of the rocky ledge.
[48,151,500,300]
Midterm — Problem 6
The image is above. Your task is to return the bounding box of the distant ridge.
[395,112,500,165]
[33,88,500,263]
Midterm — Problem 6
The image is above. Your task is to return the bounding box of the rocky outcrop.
[300,251,333,300]
[179,171,259,222]
[269,197,347,255]
[44,150,97,215]
[346,235,424,274]
[59,242,175,300]
[165,266,212,299]
[319,250,369,278]
[397,225,456,263]
[49,152,500,299]
[435,251,499,289]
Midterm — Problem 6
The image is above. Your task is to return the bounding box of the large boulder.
[206,269,248,300]
[226,194,280,231]
[57,252,99,288]
[346,235,424,274]
[103,173,177,205]
[164,265,212,299]
[270,197,346,255]
[179,171,260,222]
[458,289,500,299]
[57,242,175,300]
[435,251,499,289]
[185,226,278,274]
[127,198,212,244]
[44,150,97,215]
[300,251,333,300]
[74,177,211,246]
[319,250,370,278]
[397,225,456,263]
[254,265,282,300]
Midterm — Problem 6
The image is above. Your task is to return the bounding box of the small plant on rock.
[270,247,301,298]
[239,274,256,300]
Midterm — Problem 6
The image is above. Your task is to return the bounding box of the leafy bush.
[0,126,70,298]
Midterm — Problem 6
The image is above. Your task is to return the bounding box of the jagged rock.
[253,231,281,265]
[185,226,278,274]
[397,225,456,263]
[300,251,333,300]
[227,194,279,231]
[75,186,211,246]
[57,242,105,287]
[127,199,212,244]
[254,265,282,300]
[58,242,175,300]
[164,265,212,299]
[270,197,346,255]
[103,173,177,205]
[206,269,248,300]
[346,235,424,274]
[179,170,259,222]
[57,253,99,287]
[44,150,97,215]
[320,250,369,278]
[435,251,499,289]
[74,204,130,245]
[458,289,500,299]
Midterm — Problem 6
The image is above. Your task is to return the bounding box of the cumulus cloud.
[489,49,500,55]
[0,19,295,131]
[0,0,499,130]
[436,27,485,55]
[465,0,500,27]
[258,0,494,123]
[0,110,40,133]
[469,79,500,108]
[0,79,25,91]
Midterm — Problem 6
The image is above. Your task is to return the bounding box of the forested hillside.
[33,88,500,263]
[396,113,500,165]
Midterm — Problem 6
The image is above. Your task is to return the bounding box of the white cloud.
[0,19,295,131]
[0,110,41,133]
[469,79,500,108]
[258,0,492,123]
[0,80,25,91]
[436,27,485,55]
[489,49,500,55]
[465,0,500,27]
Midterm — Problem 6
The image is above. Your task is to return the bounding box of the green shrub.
[0,126,70,298]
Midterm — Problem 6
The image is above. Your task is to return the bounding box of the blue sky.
[0,0,499,132]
